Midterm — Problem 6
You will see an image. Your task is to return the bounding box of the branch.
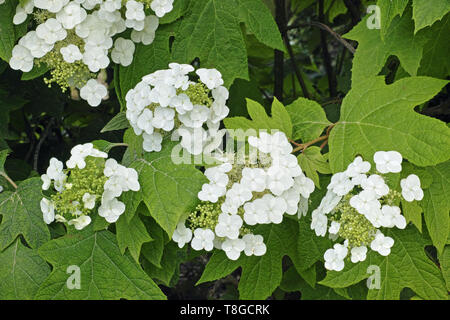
[291,123,336,153]
[343,0,361,26]
[33,118,54,172]
[0,172,17,189]
[286,22,356,54]
[283,32,311,99]
[319,0,337,98]
[274,0,286,101]
[292,135,328,153]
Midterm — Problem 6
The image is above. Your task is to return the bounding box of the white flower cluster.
[7,0,174,106]
[172,131,315,261]
[311,151,424,271]
[126,63,229,154]
[40,143,140,230]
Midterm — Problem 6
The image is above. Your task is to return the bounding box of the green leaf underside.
[35,227,166,300]
[329,76,450,172]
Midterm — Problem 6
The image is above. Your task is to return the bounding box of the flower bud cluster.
[40,143,140,230]
[311,151,424,271]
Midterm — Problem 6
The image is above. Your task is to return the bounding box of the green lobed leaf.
[141,215,167,268]
[101,112,130,133]
[35,226,166,300]
[417,13,450,78]
[237,0,284,51]
[171,0,284,87]
[286,97,331,143]
[196,251,241,285]
[377,0,409,39]
[325,0,348,22]
[401,199,423,232]
[420,161,450,253]
[122,128,144,167]
[281,266,346,300]
[440,246,450,290]
[171,0,247,87]
[159,0,190,24]
[328,76,450,172]
[0,178,50,250]
[412,0,450,32]
[128,140,207,237]
[297,214,333,271]
[142,241,185,287]
[345,9,428,83]
[92,140,126,153]
[224,98,293,138]
[0,239,51,299]
[116,213,153,263]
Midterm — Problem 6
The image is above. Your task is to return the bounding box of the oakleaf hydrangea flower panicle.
[311,151,425,272]
[7,0,174,107]
[126,63,229,155]
[40,143,140,230]
[172,131,315,261]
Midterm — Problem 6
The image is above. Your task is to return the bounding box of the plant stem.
[0,172,18,190]
[274,0,286,101]
[291,123,336,153]
[34,118,54,172]
[319,0,337,98]
[286,22,356,54]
